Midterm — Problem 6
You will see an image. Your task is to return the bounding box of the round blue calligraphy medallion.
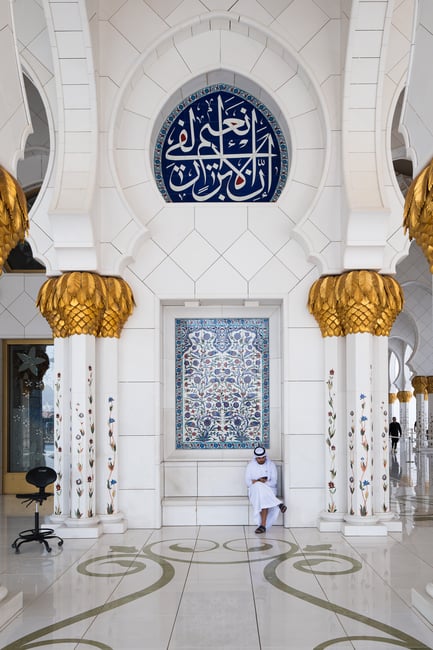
[154,85,288,203]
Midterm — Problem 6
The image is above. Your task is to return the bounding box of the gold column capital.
[308,271,404,337]
[0,165,29,270]
[397,390,414,403]
[307,275,341,336]
[388,393,397,404]
[412,375,427,394]
[426,376,433,394]
[99,276,136,338]
[404,157,433,271]
[37,272,135,338]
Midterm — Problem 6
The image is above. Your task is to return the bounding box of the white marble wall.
[0,1,420,528]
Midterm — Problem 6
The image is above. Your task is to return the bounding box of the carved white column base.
[412,585,433,625]
[342,514,387,536]
[318,511,344,532]
[342,523,388,536]
[48,514,69,524]
[318,511,401,535]
[0,584,22,628]
[54,514,128,537]
[377,511,403,532]
[56,516,103,539]
[98,512,128,534]
[343,514,379,524]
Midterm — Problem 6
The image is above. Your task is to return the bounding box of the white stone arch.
[16,69,56,272]
[110,13,330,269]
[14,0,98,274]
[383,77,413,274]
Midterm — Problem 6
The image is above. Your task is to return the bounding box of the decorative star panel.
[154,84,288,203]
[175,318,270,450]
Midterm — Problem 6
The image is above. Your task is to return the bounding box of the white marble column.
[373,337,401,530]
[342,333,382,533]
[69,334,97,519]
[414,452,429,513]
[50,338,71,522]
[388,392,398,419]
[411,376,427,448]
[308,271,404,537]
[37,272,135,538]
[54,334,102,538]
[96,337,126,532]
[427,377,433,448]
[398,389,414,439]
[318,337,346,531]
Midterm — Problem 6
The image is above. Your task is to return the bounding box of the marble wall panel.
[118,435,157,490]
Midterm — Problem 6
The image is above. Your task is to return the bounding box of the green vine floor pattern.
[2,536,431,650]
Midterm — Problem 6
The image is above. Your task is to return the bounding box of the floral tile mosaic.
[175,318,269,449]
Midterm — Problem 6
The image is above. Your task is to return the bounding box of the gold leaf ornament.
[308,271,403,337]
[37,272,135,338]
[100,276,136,338]
[403,158,433,270]
[0,165,29,270]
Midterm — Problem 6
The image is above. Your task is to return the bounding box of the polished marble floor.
[1,442,433,649]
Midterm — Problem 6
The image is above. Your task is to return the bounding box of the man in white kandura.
[245,446,287,534]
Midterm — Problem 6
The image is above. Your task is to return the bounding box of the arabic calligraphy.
[154,85,288,203]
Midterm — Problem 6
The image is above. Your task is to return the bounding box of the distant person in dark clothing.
[389,417,402,452]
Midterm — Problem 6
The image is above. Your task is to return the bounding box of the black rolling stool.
[11,466,64,553]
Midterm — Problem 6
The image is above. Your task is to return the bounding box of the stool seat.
[11,466,63,553]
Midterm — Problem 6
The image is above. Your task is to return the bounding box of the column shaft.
[96,338,126,531]
[427,377,433,448]
[70,335,96,519]
[319,337,346,529]
[372,336,391,517]
[51,338,71,520]
[345,333,375,521]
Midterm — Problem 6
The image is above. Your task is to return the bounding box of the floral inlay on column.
[106,396,117,514]
[73,365,95,518]
[380,401,389,512]
[358,393,370,516]
[87,366,95,515]
[54,371,63,515]
[348,410,355,515]
[74,402,85,518]
[326,369,337,512]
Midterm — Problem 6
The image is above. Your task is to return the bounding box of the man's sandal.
[255,525,266,534]
[279,504,287,513]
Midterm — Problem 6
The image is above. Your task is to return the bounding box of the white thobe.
[245,458,282,529]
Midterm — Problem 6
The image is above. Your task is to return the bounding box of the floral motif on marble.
[175,318,269,449]
[326,369,337,512]
[358,393,370,516]
[106,396,117,515]
[348,409,355,516]
[73,365,95,518]
[54,371,63,515]
[380,401,389,511]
